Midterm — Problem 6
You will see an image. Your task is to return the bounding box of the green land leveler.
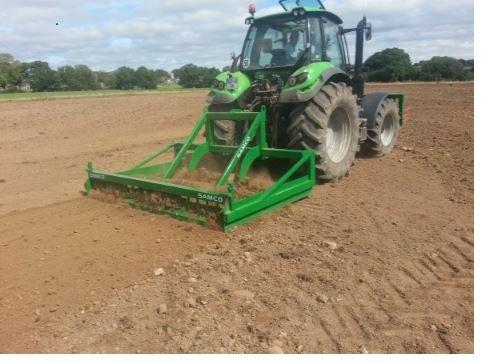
[85,0,405,231]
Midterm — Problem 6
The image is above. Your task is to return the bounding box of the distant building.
[19,82,31,92]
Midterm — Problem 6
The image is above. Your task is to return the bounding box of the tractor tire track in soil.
[0,83,473,353]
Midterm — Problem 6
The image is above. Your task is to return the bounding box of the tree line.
[0,50,474,93]
[364,48,474,82]
[0,53,172,92]
[0,54,221,92]
[165,54,475,86]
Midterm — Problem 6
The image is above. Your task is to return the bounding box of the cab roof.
[253,7,343,25]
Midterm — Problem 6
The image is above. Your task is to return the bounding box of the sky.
[0,0,474,71]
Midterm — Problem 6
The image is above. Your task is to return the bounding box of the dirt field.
[0,83,473,353]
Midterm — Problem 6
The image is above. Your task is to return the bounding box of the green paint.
[216,107,267,186]
[283,61,334,92]
[208,62,336,105]
[208,71,251,104]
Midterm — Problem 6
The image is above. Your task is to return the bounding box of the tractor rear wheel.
[362,98,400,156]
[287,82,359,182]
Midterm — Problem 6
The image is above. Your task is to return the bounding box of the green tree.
[95,71,115,88]
[172,64,219,88]
[0,53,14,63]
[6,64,23,87]
[0,73,6,89]
[364,48,413,82]
[135,66,158,89]
[419,57,467,81]
[0,62,23,88]
[58,65,97,90]
[458,59,474,70]
[22,61,59,91]
[58,65,77,90]
[0,54,24,90]
[114,67,137,89]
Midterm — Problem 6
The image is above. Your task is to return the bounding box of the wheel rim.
[326,107,352,163]
[381,114,396,146]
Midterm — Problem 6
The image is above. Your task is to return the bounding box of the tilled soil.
[0,83,473,353]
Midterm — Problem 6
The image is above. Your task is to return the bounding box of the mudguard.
[360,92,405,127]
[279,66,351,103]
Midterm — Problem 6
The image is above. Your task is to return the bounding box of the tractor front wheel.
[288,82,359,182]
[208,104,237,146]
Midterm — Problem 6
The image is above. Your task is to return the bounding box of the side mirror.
[365,23,372,41]
[230,53,240,72]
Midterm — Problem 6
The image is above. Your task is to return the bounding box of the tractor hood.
[207,71,251,105]
[207,62,341,105]
[207,68,292,105]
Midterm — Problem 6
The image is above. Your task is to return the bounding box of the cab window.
[323,20,344,68]
[241,17,308,69]
[309,17,323,61]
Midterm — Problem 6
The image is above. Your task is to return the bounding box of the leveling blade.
[85,164,229,227]
[84,107,316,231]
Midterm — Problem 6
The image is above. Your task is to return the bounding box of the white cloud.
[0,0,474,71]
[325,0,474,62]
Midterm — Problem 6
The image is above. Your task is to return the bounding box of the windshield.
[241,16,308,70]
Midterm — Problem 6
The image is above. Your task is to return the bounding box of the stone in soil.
[316,294,329,304]
[243,252,253,263]
[220,335,235,348]
[119,316,134,330]
[157,304,168,314]
[233,290,254,300]
[323,240,338,250]
[153,268,165,276]
[185,298,196,308]
[269,346,284,354]
[196,296,208,305]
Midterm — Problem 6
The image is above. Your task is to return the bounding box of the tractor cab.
[240,3,348,78]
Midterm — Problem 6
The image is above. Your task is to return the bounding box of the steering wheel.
[270,49,288,66]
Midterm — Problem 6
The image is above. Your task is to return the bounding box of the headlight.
[287,72,308,87]
[213,79,225,90]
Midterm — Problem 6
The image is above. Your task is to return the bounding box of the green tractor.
[84,0,404,230]
[208,0,404,181]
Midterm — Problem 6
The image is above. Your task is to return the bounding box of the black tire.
[362,98,400,156]
[287,82,359,182]
[208,104,236,146]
